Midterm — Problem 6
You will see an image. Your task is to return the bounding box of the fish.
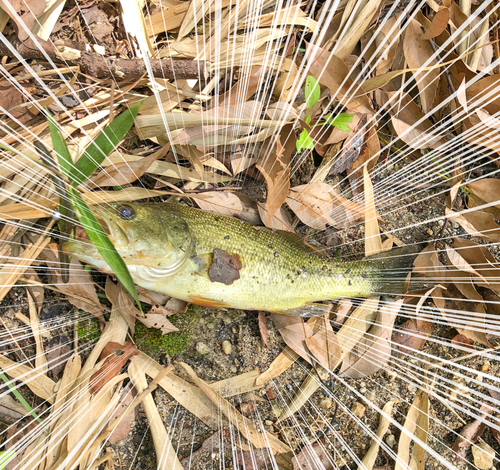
[63,202,424,316]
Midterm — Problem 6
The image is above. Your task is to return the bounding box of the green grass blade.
[0,370,46,431]
[47,112,73,180]
[0,450,15,469]
[69,103,141,186]
[69,189,142,311]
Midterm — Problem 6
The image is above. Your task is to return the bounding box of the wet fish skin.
[63,202,417,315]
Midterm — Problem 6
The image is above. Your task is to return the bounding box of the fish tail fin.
[366,245,434,295]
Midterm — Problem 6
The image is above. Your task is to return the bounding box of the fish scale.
[63,202,420,315]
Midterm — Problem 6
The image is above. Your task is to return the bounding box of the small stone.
[351,402,366,418]
[359,387,367,394]
[266,390,276,400]
[230,365,237,373]
[471,442,495,469]
[222,340,232,355]
[481,362,490,372]
[320,397,333,409]
[386,370,398,381]
[240,401,257,415]
[408,383,417,393]
[386,434,396,448]
[195,342,210,355]
[222,315,232,325]
[264,420,273,426]
[271,404,282,418]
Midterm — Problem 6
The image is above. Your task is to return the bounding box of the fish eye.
[117,205,135,220]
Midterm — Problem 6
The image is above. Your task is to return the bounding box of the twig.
[0,36,208,81]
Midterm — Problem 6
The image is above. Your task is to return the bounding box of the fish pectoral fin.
[272,303,329,317]
[187,295,231,309]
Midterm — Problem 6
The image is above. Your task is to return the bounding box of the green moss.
[134,304,203,357]
[77,315,101,342]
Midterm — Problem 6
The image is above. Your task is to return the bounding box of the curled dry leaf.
[108,385,135,444]
[192,191,261,225]
[339,299,403,378]
[446,207,500,243]
[271,313,314,363]
[257,202,294,232]
[421,7,450,40]
[402,17,439,114]
[90,342,139,393]
[286,183,365,230]
[256,125,294,225]
[305,318,341,370]
[258,311,269,346]
[140,313,179,334]
[452,404,493,459]
[392,318,433,358]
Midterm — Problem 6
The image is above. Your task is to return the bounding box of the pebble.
[222,315,232,325]
[222,340,232,355]
[408,383,417,393]
[240,402,257,415]
[266,390,276,400]
[230,365,237,373]
[481,362,490,372]
[264,420,274,426]
[195,342,210,355]
[320,397,333,409]
[271,404,283,418]
[471,442,495,469]
[359,387,367,394]
[386,434,397,448]
[351,402,366,418]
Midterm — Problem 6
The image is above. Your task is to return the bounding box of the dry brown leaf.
[446,245,489,284]
[358,400,396,470]
[452,404,493,459]
[395,389,429,470]
[42,246,103,319]
[256,125,294,225]
[340,299,403,378]
[90,342,139,393]
[305,318,341,370]
[363,165,383,256]
[192,191,260,225]
[90,152,159,188]
[0,0,46,41]
[271,313,314,363]
[140,314,179,334]
[385,91,446,149]
[421,8,449,40]
[286,183,365,230]
[105,278,140,334]
[392,318,433,357]
[258,311,268,346]
[446,207,500,243]
[292,441,334,470]
[307,45,373,114]
[257,202,294,232]
[403,17,439,114]
[108,385,135,444]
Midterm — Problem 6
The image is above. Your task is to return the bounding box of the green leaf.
[69,189,142,311]
[324,112,354,132]
[69,103,141,186]
[305,115,311,125]
[296,129,315,153]
[0,451,15,469]
[47,112,73,179]
[305,76,320,109]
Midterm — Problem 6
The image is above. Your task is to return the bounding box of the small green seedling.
[296,75,354,153]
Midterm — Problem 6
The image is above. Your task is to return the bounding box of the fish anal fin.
[188,295,231,309]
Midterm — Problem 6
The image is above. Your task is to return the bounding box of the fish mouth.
[62,205,131,260]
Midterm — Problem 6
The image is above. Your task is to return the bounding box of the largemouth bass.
[63,202,421,316]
